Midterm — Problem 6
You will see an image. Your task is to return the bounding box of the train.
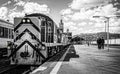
[0,19,13,57]
[8,13,70,65]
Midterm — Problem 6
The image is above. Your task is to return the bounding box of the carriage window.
[9,29,13,39]
[11,30,14,38]
[8,29,10,38]
[0,27,4,37]
[4,28,8,38]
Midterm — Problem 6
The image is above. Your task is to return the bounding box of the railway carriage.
[0,19,13,57]
[9,13,67,65]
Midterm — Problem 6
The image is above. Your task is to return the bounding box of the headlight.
[7,46,10,50]
[27,19,30,22]
[42,46,45,50]
[22,19,25,22]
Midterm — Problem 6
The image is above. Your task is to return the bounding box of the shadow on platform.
[63,45,79,61]
[47,45,79,62]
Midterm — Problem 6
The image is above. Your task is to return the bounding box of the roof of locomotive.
[25,13,53,22]
[25,13,59,29]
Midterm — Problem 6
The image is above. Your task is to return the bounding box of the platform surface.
[43,43,66,46]
[31,45,120,74]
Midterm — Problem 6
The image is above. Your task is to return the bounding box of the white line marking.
[50,45,71,74]
[31,66,47,74]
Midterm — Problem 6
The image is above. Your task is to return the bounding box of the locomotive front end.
[9,17,46,65]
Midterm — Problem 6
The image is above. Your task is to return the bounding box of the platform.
[30,45,120,74]
[43,43,67,47]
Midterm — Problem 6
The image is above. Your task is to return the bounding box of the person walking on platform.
[101,37,105,49]
[97,37,101,49]
[87,41,90,46]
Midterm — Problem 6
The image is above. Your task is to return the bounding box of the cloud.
[70,4,118,21]
[0,1,51,23]
[14,1,50,14]
[2,1,12,6]
[94,4,118,17]
[76,21,105,34]
[60,0,120,34]
[13,0,22,2]
[78,22,87,27]
[62,14,72,21]
[64,21,76,32]
[60,8,96,22]
[62,16,70,21]
[23,2,50,14]
[102,4,117,16]
[69,0,111,10]
[14,0,26,6]
[63,21,100,35]
[9,6,18,13]
[108,18,120,33]
[70,8,95,21]
[60,8,73,15]
[0,7,8,20]
[64,21,76,28]
[8,12,25,23]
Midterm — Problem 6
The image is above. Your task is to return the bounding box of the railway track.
[0,45,70,74]
[0,65,33,74]
[0,65,17,74]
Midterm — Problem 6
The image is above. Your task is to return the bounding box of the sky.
[0,0,120,35]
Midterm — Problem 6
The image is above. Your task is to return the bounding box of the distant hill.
[73,32,120,41]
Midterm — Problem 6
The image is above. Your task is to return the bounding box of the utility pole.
[104,21,107,32]
[106,17,110,51]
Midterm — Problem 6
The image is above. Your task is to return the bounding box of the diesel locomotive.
[8,13,68,65]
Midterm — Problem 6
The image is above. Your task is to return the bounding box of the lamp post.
[104,21,107,32]
[93,16,110,51]
[106,17,110,51]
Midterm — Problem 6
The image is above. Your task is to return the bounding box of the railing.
[91,38,120,45]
